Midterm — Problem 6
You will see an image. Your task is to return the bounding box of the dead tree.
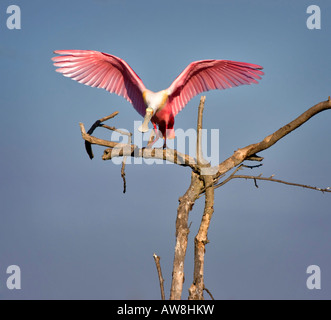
[79,97,331,300]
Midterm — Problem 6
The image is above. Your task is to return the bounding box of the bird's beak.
[138,107,153,132]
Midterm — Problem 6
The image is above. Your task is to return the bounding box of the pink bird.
[52,50,263,147]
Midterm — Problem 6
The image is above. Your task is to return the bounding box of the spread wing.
[166,60,264,116]
[52,50,147,116]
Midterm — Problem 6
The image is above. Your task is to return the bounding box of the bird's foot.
[146,143,153,149]
[146,139,158,149]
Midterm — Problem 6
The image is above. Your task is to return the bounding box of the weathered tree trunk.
[170,172,203,300]
[188,175,214,300]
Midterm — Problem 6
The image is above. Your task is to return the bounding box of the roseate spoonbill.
[52,50,263,146]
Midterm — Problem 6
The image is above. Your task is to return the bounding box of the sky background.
[0,0,331,300]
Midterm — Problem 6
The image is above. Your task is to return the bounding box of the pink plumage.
[52,50,147,116]
[52,50,263,145]
[166,59,264,116]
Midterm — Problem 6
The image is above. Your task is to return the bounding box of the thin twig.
[230,175,331,193]
[198,164,245,197]
[242,164,263,169]
[120,130,132,193]
[121,161,127,193]
[196,96,206,166]
[100,124,132,137]
[84,111,119,159]
[246,154,264,162]
[99,111,119,123]
[153,253,165,300]
[203,286,215,300]
[254,178,259,188]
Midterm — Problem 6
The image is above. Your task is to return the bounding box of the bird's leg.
[147,135,159,148]
[163,124,167,149]
[146,123,160,148]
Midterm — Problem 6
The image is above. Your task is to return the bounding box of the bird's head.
[138,90,168,132]
[138,107,154,133]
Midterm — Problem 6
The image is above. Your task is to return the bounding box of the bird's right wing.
[166,60,264,117]
[52,50,147,116]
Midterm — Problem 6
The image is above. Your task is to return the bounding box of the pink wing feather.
[52,50,147,116]
[167,60,264,116]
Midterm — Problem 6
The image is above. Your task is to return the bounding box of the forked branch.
[78,96,331,301]
[79,122,200,172]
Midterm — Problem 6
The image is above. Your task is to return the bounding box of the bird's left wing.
[166,60,264,116]
[52,50,147,116]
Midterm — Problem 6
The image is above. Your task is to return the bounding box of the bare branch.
[254,178,259,188]
[196,96,207,166]
[121,160,127,193]
[121,131,132,194]
[242,164,263,169]
[83,112,119,159]
[229,174,331,193]
[153,253,165,300]
[215,99,331,178]
[80,122,201,172]
[203,286,215,300]
[100,124,132,137]
[86,111,119,135]
[98,111,120,123]
[246,154,264,162]
[198,164,246,197]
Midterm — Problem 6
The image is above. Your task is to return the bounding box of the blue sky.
[0,0,331,299]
